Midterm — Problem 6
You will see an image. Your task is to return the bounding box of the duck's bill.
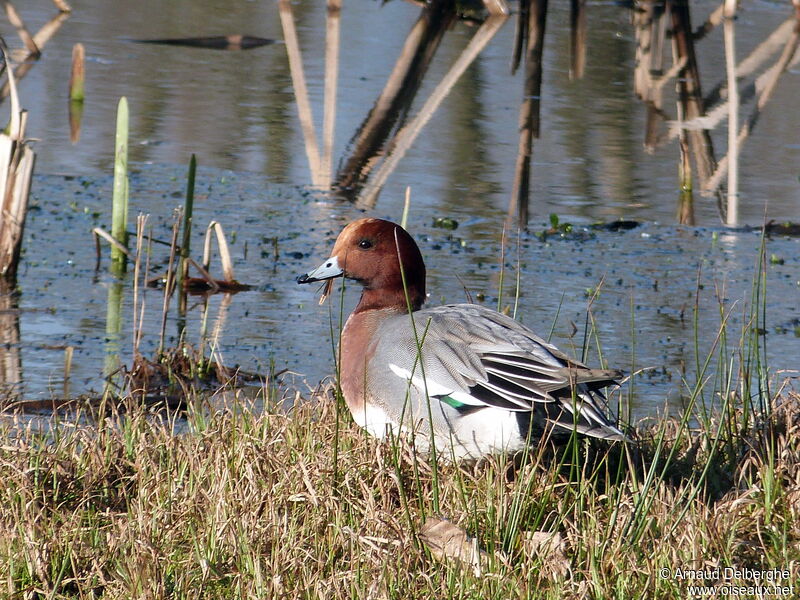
[297,256,342,304]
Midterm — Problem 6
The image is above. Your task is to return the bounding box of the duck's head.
[298,218,426,312]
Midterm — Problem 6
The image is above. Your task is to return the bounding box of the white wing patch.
[388,363,484,407]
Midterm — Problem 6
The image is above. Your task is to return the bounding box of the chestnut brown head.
[298,218,426,312]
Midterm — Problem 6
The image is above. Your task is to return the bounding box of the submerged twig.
[92,227,133,259]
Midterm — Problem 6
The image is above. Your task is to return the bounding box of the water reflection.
[2,0,796,225]
[0,1,798,409]
[0,1,69,100]
[335,1,457,195]
[273,0,799,226]
[0,280,21,399]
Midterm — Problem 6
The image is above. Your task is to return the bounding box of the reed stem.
[69,43,85,102]
[110,97,129,276]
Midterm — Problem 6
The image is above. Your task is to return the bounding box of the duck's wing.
[378,304,626,440]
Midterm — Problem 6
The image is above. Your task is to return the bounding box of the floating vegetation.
[431,216,458,230]
[126,342,264,405]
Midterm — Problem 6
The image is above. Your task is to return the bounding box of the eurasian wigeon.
[298,218,626,459]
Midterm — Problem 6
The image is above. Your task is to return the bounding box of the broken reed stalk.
[177,154,196,316]
[0,47,35,281]
[203,221,235,282]
[111,97,129,276]
[69,42,84,101]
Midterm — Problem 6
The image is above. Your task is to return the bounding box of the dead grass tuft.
[0,383,798,598]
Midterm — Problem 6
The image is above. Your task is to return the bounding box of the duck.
[298,218,627,459]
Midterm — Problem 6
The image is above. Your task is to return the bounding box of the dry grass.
[0,379,798,599]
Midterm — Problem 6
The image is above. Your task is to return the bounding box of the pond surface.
[2,0,799,417]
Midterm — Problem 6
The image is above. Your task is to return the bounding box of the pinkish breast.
[339,308,396,416]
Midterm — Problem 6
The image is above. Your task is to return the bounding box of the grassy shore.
[1,376,798,599]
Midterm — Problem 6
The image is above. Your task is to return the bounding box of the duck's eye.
[357,239,373,249]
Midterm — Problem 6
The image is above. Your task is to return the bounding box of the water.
[2,0,799,416]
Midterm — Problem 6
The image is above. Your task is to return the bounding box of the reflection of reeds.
[633,1,681,151]
[701,18,800,200]
[508,0,547,226]
[321,0,341,189]
[632,0,722,222]
[104,279,123,382]
[336,1,454,195]
[132,216,150,360]
[177,155,197,315]
[642,3,800,223]
[278,0,345,188]
[0,279,21,400]
[0,5,70,100]
[278,0,323,187]
[670,1,720,205]
[3,1,40,57]
[158,214,181,356]
[51,0,71,12]
[358,14,508,208]
[723,0,739,226]
[569,0,586,80]
[68,100,83,144]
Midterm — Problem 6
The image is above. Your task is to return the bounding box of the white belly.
[351,403,398,439]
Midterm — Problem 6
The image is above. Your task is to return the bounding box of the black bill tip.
[297,273,314,284]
